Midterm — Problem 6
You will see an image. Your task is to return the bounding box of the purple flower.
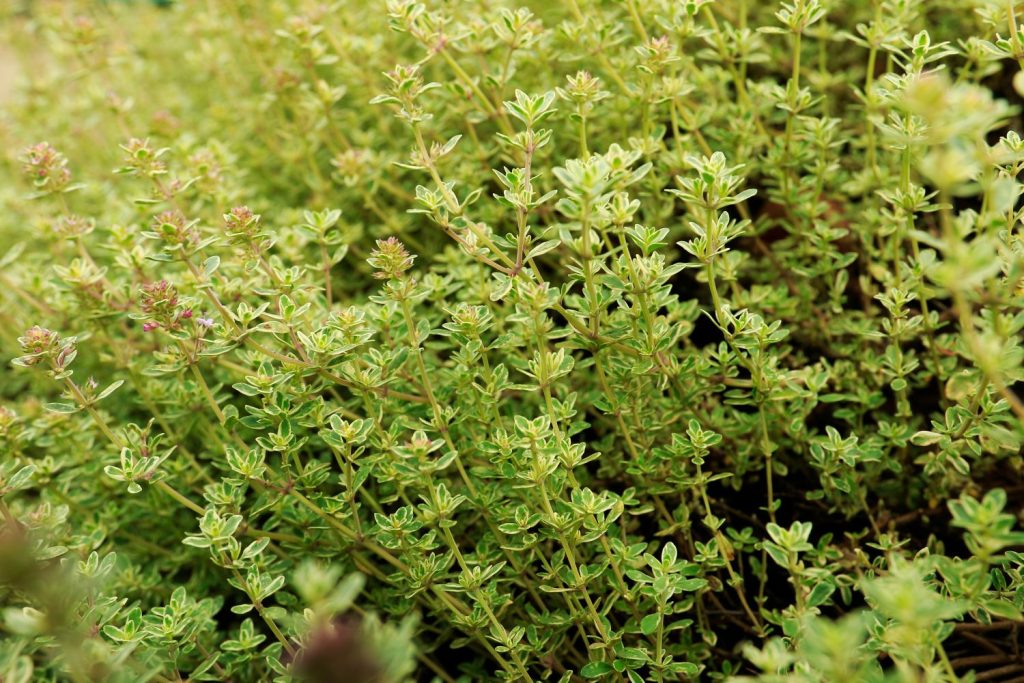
[197,317,214,329]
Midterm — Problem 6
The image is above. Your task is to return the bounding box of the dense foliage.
[2,0,1024,681]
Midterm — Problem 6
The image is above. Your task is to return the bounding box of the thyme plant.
[2,0,1024,681]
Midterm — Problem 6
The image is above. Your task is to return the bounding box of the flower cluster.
[15,326,61,365]
[367,237,415,280]
[19,142,71,193]
[14,326,77,372]
[139,280,190,332]
[150,210,198,248]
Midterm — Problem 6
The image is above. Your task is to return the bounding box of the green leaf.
[526,239,561,260]
[982,599,1023,621]
[640,613,660,635]
[43,402,79,414]
[678,578,708,591]
[617,647,647,662]
[806,580,835,608]
[580,662,614,678]
[5,465,36,492]
[241,537,270,560]
[0,242,26,268]
[911,431,944,446]
[204,255,221,276]
[490,273,513,301]
[763,542,789,568]
[260,575,286,599]
[95,380,125,401]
